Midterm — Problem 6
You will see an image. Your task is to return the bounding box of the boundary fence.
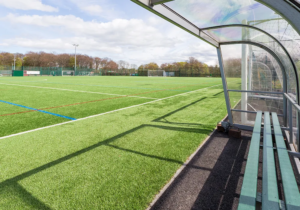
[0,66,221,77]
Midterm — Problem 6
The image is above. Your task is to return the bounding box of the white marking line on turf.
[0,83,157,100]
[0,84,222,140]
[247,103,257,112]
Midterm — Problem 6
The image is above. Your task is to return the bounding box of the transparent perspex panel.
[231,111,257,126]
[165,0,277,28]
[221,44,285,93]
[230,92,284,115]
[162,0,300,97]
[232,110,284,126]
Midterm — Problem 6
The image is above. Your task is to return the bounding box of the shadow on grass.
[153,96,225,128]
[1,123,212,209]
[1,182,52,210]
[153,98,207,126]
[150,131,250,210]
[212,91,224,97]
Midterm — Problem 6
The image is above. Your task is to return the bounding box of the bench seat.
[238,112,300,210]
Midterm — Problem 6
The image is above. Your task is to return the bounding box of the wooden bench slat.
[272,112,300,210]
[262,112,280,210]
[238,111,262,210]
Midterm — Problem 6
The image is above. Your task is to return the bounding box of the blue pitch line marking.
[0,100,77,121]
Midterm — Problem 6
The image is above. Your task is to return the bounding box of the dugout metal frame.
[131,0,300,158]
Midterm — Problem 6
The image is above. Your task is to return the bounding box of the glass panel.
[205,27,297,96]
[230,92,284,114]
[232,109,284,126]
[231,111,257,126]
[163,0,300,98]
[221,44,285,92]
[152,4,200,36]
[165,0,277,28]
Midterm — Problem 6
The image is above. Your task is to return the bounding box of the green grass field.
[0,76,240,209]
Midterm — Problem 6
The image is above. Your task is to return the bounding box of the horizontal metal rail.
[228,89,284,95]
[232,109,257,114]
[248,95,283,101]
[289,151,300,158]
[232,109,284,117]
[284,93,300,112]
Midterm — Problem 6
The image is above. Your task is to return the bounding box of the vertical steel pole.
[73,44,79,76]
[241,20,248,124]
[289,100,293,144]
[298,112,300,152]
[14,54,16,70]
[283,68,288,127]
[217,47,233,124]
[75,46,77,76]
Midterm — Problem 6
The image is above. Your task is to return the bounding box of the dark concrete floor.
[150,130,300,210]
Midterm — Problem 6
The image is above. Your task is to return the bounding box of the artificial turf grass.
[0,77,225,137]
[0,86,228,210]
[0,76,223,98]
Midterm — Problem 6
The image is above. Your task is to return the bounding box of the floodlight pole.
[73,44,79,76]
[13,54,16,70]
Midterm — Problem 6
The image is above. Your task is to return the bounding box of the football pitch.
[0,76,240,209]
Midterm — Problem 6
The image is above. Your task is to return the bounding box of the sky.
[0,0,218,67]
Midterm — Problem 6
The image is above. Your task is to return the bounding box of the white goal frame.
[148,70,166,77]
[62,70,75,76]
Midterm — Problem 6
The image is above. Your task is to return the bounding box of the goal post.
[148,70,166,77]
[62,70,75,76]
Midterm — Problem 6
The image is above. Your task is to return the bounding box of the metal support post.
[217,47,233,124]
[298,112,300,152]
[283,68,288,127]
[289,100,293,144]
[241,20,248,124]
[73,44,79,76]
[13,54,16,71]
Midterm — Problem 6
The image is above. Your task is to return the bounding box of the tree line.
[0,52,225,76]
[0,52,137,71]
[138,57,220,76]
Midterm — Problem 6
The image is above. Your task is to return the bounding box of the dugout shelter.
[131,1,300,208]
[131,0,300,154]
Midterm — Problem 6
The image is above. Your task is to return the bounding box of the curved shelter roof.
[132,0,300,152]
[132,0,300,103]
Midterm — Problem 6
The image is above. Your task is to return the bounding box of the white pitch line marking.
[0,84,222,140]
[247,103,257,112]
[0,83,157,100]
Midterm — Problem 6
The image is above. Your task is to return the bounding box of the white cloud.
[81,5,103,16]
[69,0,121,19]
[3,14,179,49]
[0,11,218,66]
[0,0,58,12]
[0,37,122,53]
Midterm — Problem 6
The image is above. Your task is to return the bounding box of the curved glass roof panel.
[249,19,300,82]
[164,0,278,28]
[132,0,300,102]
[203,26,298,96]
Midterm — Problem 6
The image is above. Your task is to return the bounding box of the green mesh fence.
[2,66,220,77]
[0,70,12,76]
[21,67,100,76]
[137,69,221,77]
[0,65,22,71]
[100,69,137,76]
